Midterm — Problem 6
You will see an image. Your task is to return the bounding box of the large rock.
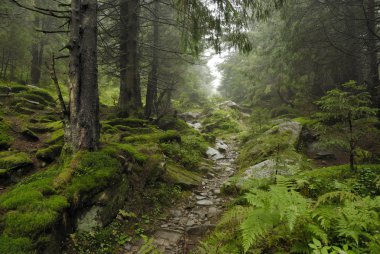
[206,147,224,160]
[179,112,201,121]
[0,151,34,182]
[237,159,297,188]
[164,162,202,189]
[266,120,302,146]
[76,175,130,232]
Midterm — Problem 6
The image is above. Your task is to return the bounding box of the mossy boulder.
[0,83,28,94]
[0,151,33,176]
[47,129,64,144]
[21,129,39,142]
[36,145,63,163]
[164,162,202,189]
[14,106,35,115]
[123,130,181,144]
[156,116,189,131]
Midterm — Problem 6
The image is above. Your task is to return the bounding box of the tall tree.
[145,0,159,118]
[118,0,142,117]
[68,0,100,151]
[30,0,45,85]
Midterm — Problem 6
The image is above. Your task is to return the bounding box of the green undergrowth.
[199,164,380,253]
[237,120,302,170]
[201,109,243,137]
[0,142,152,253]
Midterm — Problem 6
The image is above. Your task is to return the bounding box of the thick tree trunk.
[68,0,99,152]
[145,0,159,118]
[118,0,141,116]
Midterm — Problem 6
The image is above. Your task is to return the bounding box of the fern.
[336,198,379,244]
[315,191,360,207]
[240,186,310,252]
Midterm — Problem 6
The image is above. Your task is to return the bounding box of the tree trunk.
[30,0,45,85]
[367,0,379,105]
[118,0,129,117]
[145,0,159,118]
[348,114,355,171]
[118,0,141,116]
[68,0,100,152]
[126,0,141,112]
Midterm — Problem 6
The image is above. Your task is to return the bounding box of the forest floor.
[124,139,239,253]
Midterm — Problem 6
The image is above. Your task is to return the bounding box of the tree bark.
[145,0,159,118]
[118,0,129,117]
[367,0,379,104]
[68,0,100,152]
[30,0,46,85]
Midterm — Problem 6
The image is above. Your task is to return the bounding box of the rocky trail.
[124,139,239,254]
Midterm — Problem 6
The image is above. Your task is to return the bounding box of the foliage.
[314,81,378,169]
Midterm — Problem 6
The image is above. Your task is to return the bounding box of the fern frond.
[218,205,252,227]
[306,223,329,245]
[240,208,279,253]
[315,191,360,207]
[276,175,297,190]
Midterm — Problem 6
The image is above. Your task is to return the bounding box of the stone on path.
[196,199,214,206]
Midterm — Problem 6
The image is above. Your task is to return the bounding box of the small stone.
[213,189,221,194]
[186,220,196,227]
[196,195,206,200]
[170,210,182,217]
[161,224,169,228]
[196,200,214,206]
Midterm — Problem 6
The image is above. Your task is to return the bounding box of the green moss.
[103,118,148,128]
[0,165,68,241]
[63,151,121,202]
[4,210,59,236]
[293,117,317,126]
[0,83,28,94]
[237,131,293,169]
[0,151,33,173]
[28,121,63,134]
[0,120,12,150]
[156,116,190,131]
[47,129,64,144]
[103,143,147,163]
[201,109,242,135]
[0,235,34,254]
[160,134,208,169]
[164,162,202,189]
[28,89,55,104]
[123,130,181,144]
[16,92,51,106]
[36,145,63,163]
[14,106,35,115]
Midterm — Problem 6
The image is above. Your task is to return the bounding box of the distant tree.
[315,81,378,171]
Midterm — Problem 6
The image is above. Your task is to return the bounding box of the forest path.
[123,139,239,254]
